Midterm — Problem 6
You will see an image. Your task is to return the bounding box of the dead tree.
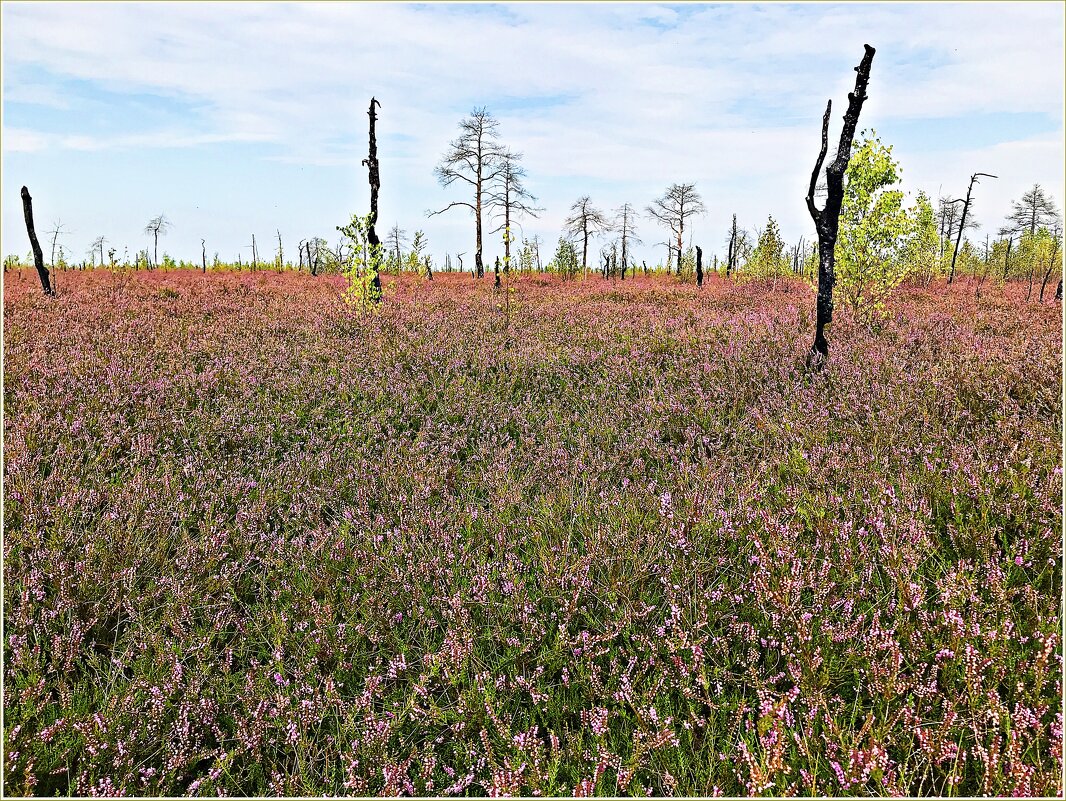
[362,97,383,297]
[695,245,704,288]
[727,214,738,278]
[1038,226,1062,302]
[430,108,506,279]
[494,256,501,289]
[21,187,54,295]
[144,214,170,269]
[201,239,207,273]
[647,183,705,276]
[948,172,997,284]
[614,202,641,282]
[487,149,540,276]
[276,230,284,272]
[564,196,609,278]
[805,44,876,363]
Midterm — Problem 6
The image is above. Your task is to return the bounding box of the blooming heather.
[3,269,1061,796]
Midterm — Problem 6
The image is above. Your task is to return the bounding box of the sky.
[2,2,1063,269]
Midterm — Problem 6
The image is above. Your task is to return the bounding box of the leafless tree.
[144,214,171,268]
[89,236,107,268]
[429,107,507,278]
[201,239,207,273]
[948,172,996,284]
[806,44,875,363]
[21,187,54,294]
[564,196,609,278]
[386,225,408,271]
[613,203,642,280]
[1039,224,1063,302]
[487,149,541,275]
[362,97,383,297]
[647,183,705,276]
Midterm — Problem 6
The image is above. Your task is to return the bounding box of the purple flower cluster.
[3,270,1061,796]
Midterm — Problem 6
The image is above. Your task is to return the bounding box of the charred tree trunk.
[21,187,54,295]
[494,256,501,289]
[1004,236,1013,280]
[642,260,648,275]
[727,214,737,279]
[362,97,383,298]
[695,245,704,288]
[1055,278,1062,301]
[806,44,876,363]
[1039,236,1061,302]
[276,230,284,273]
[949,172,996,284]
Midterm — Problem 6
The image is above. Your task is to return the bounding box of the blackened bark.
[494,256,501,289]
[362,97,383,297]
[695,245,703,288]
[949,173,996,285]
[1039,236,1061,302]
[202,239,207,273]
[1055,278,1062,301]
[21,187,53,295]
[727,214,737,279]
[806,44,875,362]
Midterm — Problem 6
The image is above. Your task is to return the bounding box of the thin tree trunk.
[201,239,207,273]
[696,245,703,288]
[21,186,54,295]
[494,256,501,289]
[1039,237,1060,302]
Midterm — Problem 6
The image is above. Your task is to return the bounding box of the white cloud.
[2,2,1062,261]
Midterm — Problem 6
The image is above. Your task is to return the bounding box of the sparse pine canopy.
[563,196,609,276]
[646,183,706,275]
[1003,184,1061,236]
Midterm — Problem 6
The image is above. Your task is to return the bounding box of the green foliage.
[552,238,579,280]
[902,191,940,284]
[837,131,925,320]
[405,230,427,273]
[4,254,22,270]
[337,213,383,308]
[744,215,789,281]
[519,239,535,273]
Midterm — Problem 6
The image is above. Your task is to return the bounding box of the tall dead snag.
[362,97,383,298]
[21,187,53,295]
[494,256,501,289]
[806,44,875,362]
[948,172,996,284]
[695,245,704,288]
[201,239,207,273]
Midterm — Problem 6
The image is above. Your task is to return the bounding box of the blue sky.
[2,2,1063,267]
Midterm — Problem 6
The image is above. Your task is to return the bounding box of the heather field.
[2,270,1062,797]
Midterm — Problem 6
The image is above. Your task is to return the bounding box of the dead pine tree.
[362,97,383,298]
[727,214,738,279]
[201,239,207,273]
[948,172,997,284]
[805,44,876,365]
[494,256,502,290]
[1038,225,1062,302]
[276,230,284,273]
[21,187,54,295]
[695,245,704,288]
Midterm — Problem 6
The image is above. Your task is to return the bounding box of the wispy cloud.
[2,2,1062,262]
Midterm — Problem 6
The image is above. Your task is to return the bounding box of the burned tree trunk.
[494,256,501,289]
[806,44,876,363]
[695,245,703,288]
[949,172,996,285]
[1056,279,1063,301]
[362,97,383,298]
[201,239,207,273]
[727,215,737,279]
[1039,234,1061,302]
[21,187,53,296]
